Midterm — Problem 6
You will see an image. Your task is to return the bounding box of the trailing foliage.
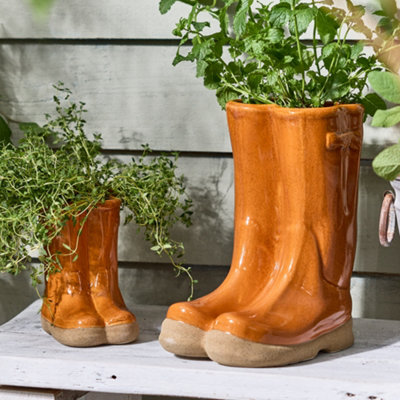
[370,71,400,181]
[160,0,384,112]
[0,84,195,299]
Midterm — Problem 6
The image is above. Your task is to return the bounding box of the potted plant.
[0,83,193,347]
[158,0,385,367]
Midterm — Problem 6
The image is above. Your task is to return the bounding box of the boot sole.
[41,317,108,347]
[204,319,354,367]
[159,318,208,358]
[105,322,139,345]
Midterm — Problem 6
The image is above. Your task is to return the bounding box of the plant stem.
[291,0,306,102]
[312,1,321,77]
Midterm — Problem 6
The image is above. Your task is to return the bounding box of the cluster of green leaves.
[372,0,400,73]
[370,71,400,181]
[160,0,383,112]
[0,84,195,299]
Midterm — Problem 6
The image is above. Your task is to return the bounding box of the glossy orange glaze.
[167,101,363,345]
[87,198,136,326]
[41,213,104,329]
[42,198,136,330]
[167,103,280,329]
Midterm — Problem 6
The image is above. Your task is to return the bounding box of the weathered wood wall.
[1,1,400,326]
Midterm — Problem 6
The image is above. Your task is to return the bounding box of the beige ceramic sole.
[106,322,139,345]
[159,318,208,358]
[41,317,107,347]
[42,317,139,347]
[204,319,354,367]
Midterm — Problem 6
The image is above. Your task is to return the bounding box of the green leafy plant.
[0,84,195,298]
[370,70,400,181]
[160,0,383,112]
[372,0,400,73]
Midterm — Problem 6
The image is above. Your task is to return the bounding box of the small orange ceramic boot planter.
[204,102,363,367]
[87,198,139,344]
[159,103,282,357]
[41,213,107,347]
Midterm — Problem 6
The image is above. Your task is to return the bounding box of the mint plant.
[160,0,384,112]
[0,84,195,299]
[370,71,400,181]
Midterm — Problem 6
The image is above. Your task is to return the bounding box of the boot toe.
[166,301,216,329]
[159,301,217,358]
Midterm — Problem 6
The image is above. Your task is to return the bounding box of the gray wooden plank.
[0,0,380,40]
[0,44,397,156]
[1,300,400,400]
[0,0,188,39]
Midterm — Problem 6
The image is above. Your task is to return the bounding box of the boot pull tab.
[379,191,396,247]
[325,131,362,216]
[325,131,362,151]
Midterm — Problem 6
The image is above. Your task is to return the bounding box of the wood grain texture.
[1,300,400,400]
[0,0,380,40]
[0,0,188,39]
[0,44,398,157]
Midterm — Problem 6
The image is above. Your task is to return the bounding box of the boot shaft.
[45,213,90,298]
[87,198,126,308]
[226,102,363,289]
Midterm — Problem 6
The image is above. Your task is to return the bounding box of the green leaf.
[233,0,253,37]
[204,62,223,89]
[267,28,284,43]
[373,143,400,180]
[316,7,339,44]
[350,41,363,59]
[371,106,400,127]
[290,7,314,36]
[159,0,178,14]
[270,3,291,27]
[361,93,387,117]
[0,116,11,145]
[380,0,398,17]
[326,71,350,99]
[216,86,238,109]
[192,21,210,31]
[368,71,400,104]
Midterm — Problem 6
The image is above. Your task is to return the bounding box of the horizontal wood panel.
[0,44,230,153]
[1,268,400,326]
[0,44,398,157]
[0,0,187,39]
[0,0,380,40]
[115,156,400,276]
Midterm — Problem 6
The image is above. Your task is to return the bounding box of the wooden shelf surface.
[0,300,399,400]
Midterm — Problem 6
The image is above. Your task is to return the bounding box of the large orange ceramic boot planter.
[87,198,139,344]
[204,102,363,367]
[159,103,281,357]
[41,214,107,347]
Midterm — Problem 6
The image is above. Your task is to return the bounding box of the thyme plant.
[0,84,195,298]
[160,0,384,113]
